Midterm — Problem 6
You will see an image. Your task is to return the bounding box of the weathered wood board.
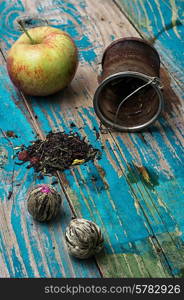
[116,0,184,89]
[0,0,184,278]
[0,62,100,277]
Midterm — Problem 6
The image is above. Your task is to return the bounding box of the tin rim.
[93,71,164,132]
[101,37,160,67]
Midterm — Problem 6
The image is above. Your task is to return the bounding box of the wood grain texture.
[0,0,184,278]
[0,61,100,277]
[115,0,184,89]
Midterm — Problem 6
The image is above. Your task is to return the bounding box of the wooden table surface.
[0,0,184,278]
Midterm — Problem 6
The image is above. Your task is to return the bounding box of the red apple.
[7,26,78,96]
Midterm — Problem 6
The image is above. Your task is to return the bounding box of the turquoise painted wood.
[116,0,184,88]
[0,63,100,277]
[0,0,184,277]
[8,99,174,277]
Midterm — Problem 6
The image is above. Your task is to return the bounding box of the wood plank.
[0,61,100,277]
[0,0,178,274]
[76,0,184,277]
[115,0,184,89]
[0,61,170,278]
[1,0,184,277]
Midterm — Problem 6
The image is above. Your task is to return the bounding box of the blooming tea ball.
[65,218,104,259]
[27,184,62,222]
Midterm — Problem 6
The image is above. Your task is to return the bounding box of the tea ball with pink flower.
[27,184,62,222]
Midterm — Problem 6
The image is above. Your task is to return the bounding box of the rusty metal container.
[93,37,163,132]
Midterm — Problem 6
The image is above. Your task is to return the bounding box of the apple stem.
[17,20,35,44]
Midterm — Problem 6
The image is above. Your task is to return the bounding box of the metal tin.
[93,38,164,132]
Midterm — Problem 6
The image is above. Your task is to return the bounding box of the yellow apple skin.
[7,26,78,96]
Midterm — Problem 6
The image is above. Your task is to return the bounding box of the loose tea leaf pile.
[17,131,100,176]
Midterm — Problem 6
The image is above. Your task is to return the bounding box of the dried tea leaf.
[16,131,100,177]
